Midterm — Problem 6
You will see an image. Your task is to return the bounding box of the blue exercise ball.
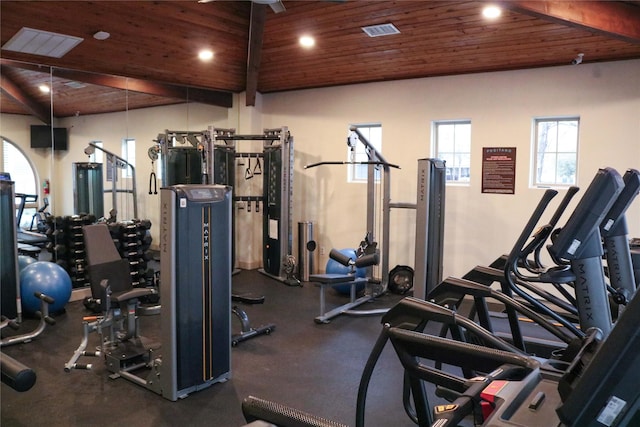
[326,249,367,295]
[17,255,37,272]
[20,261,72,314]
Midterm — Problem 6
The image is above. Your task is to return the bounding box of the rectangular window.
[348,124,382,183]
[89,140,103,164]
[433,121,471,183]
[122,138,135,178]
[533,117,579,186]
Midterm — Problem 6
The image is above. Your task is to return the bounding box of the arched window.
[2,136,38,228]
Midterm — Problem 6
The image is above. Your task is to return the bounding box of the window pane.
[435,121,471,183]
[348,124,381,183]
[537,121,557,153]
[557,121,578,152]
[437,126,455,152]
[537,152,557,184]
[90,141,103,163]
[122,138,136,178]
[455,124,471,152]
[557,153,576,184]
[2,139,37,195]
[533,118,579,187]
[3,138,38,229]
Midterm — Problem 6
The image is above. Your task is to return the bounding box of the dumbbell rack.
[44,217,154,291]
[44,215,95,289]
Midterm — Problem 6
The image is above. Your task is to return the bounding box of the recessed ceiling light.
[299,35,315,48]
[198,49,214,61]
[39,84,50,94]
[482,5,502,19]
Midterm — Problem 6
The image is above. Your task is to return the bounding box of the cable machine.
[80,142,138,220]
[210,127,296,285]
[72,162,104,218]
[413,158,447,299]
[305,128,446,320]
[306,126,399,294]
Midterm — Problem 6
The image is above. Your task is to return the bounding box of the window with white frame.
[121,138,135,178]
[89,140,103,163]
[2,137,38,228]
[348,124,382,183]
[533,117,579,186]
[433,121,471,183]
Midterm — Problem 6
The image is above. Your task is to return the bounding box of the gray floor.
[1,270,446,427]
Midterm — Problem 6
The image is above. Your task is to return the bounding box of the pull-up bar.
[304,160,400,170]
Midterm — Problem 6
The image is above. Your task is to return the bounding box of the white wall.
[2,59,639,281]
[261,59,640,279]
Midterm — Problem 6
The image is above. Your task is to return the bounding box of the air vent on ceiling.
[1,27,83,58]
[361,23,400,38]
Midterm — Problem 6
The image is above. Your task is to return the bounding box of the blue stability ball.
[17,255,37,271]
[20,261,72,314]
[326,249,367,295]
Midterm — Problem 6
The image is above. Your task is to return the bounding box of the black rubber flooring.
[1,270,439,427]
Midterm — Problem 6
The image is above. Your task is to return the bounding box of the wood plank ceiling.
[1,1,639,124]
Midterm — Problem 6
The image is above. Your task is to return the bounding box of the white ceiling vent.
[2,27,83,58]
[361,23,400,38]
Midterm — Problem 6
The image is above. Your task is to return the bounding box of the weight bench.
[310,273,370,324]
[309,248,381,324]
[17,243,40,258]
[231,294,276,346]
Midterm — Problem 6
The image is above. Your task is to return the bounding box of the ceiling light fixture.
[39,84,50,94]
[482,5,502,19]
[299,35,315,48]
[93,31,110,41]
[198,49,214,61]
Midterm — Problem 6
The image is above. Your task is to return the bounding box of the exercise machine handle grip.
[507,189,558,263]
[64,363,93,372]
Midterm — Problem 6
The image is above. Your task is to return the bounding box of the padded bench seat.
[17,243,41,258]
[309,274,369,324]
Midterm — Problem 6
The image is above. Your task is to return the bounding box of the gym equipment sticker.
[597,395,626,426]
[482,147,516,194]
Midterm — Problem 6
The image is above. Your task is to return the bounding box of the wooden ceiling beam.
[51,69,234,108]
[501,1,640,44]
[0,59,233,108]
[0,65,51,124]
[246,3,267,107]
